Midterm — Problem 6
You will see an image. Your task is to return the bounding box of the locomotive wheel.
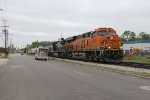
[96,58,100,62]
[91,57,94,61]
[102,58,107,63]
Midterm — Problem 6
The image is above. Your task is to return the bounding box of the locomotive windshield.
[98,31,116,36]
[108,32,116,35]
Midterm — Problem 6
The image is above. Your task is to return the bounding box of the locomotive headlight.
[108,47,111,49]
[120,46,123,49]
[110,36,113,40]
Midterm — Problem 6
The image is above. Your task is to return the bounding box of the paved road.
[0,59,8,69]
[0,54,150,100]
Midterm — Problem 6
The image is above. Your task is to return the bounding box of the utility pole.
[0,8,4,20]
[0,9,3,12]
[1,19,9,56]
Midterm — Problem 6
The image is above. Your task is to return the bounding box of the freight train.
[48,28,123,62]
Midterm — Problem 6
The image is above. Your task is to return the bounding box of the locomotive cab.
[95,28,123,62]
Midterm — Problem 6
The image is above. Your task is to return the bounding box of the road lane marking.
[11,66,24,68]
[74,71,90,77]
[139,86,150,91]
[0,59,9,62]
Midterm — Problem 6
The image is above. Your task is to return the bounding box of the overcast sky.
[0,0,150,47]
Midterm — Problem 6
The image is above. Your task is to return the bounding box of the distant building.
[123,40,150,51]
[28,48,37,54]
[0,47,4,56]
[9,44,16,53]
[0,47,4,53]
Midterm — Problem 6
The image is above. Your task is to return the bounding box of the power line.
[0,9,4,20]
[0,0,7,20]
[0,34,4,41]
[0,0,7,11]
[0,0,3,9]
[4,0,7,11]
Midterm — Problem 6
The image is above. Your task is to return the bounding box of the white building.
[123,40,150,51]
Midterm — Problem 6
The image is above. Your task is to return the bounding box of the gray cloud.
[0,0,150,47]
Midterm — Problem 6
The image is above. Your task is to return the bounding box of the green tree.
[121,31,150,42]
[129,32,136,41]
[122,31,137,41]
[139,32,150,40]
[121,31,131,41]
[3,48,9,57]
[29,41,50,48]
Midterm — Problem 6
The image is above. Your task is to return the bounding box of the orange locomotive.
[65,28,123,62]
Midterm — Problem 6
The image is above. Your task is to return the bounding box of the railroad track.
[74,59,150,69]
[86,61,150,69]
[112,62,150,69]
[49,57,150,69]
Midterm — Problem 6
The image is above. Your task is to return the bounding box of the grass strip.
[0,56,8,59]
[123,57,150,64]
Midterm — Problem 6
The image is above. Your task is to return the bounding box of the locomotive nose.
[106,35,120,49]
[106,35,113,39]
[107,35,114,42]
[110,36,113,40]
